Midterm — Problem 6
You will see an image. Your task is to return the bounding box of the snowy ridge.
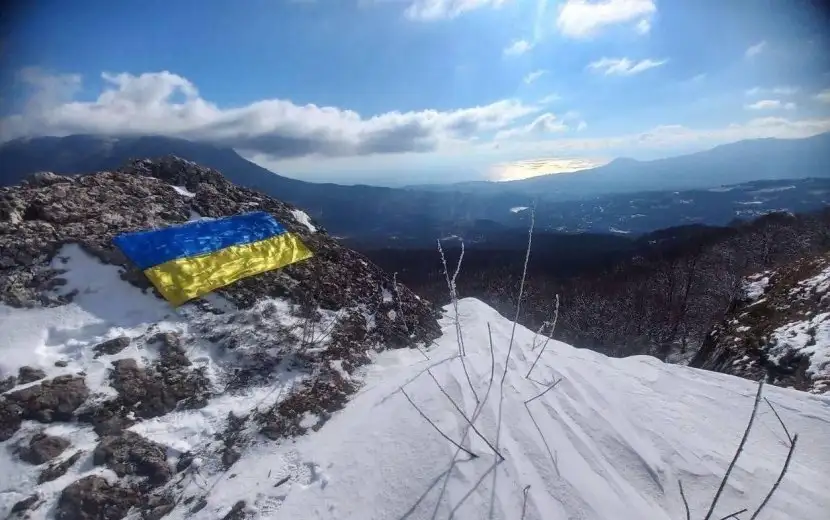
[2,244,829,519]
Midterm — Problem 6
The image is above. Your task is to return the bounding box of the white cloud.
[814,89,830,103]
[744,99,795,111]
[523,69,547,84]
[539,93,561,104]
[587,57,667,75]
[576,120,588,131]
[403,0,510,21]
[556,0,656,38]
[745,86,799,96]
[745,40,766,58]
[479,116,830,159]
[494,112,568,140]
[0,69,542,157]
[503,39,533,57]
[15,67,82,115]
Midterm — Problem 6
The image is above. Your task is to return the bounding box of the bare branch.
[471,322,497,417]
[400,388,478,459]
[426,370,504,461]
[393,272,430,361]
[718,508,747,520]
[703,381,765,520]
[523,401,559,476]
[678,479,691,520]
[764,397,793,445]
[501,206,535,387]
[520,485,531,520]
[437,238,479,404]
[749,433,799,520]
[524,378,563,405]
[526,294,559,379]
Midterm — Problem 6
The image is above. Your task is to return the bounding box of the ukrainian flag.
[113,211,312,306]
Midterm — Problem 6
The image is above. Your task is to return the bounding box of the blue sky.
[2,0,830,185]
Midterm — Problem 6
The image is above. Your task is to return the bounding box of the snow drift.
[2,244,829,519]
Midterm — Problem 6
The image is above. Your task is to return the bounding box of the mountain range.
[1,133,829,246]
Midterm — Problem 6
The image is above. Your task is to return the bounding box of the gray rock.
[0,399,24,441]
[25,171,68,187]
[93,431,172,487]
[10,493,39,515]
[222,501,247,520]
[57,476,140,520]
[0,376,16,392]
[18,366,47,384]
[19,433,71,464]
[5,375,89,423]
[93,337,131,358]
[39,450,83,483]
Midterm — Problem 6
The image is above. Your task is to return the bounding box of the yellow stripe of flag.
[144,232,312,306]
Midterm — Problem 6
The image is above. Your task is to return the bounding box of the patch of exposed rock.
[93,431,172,488]
[692,252,830,393]
[19,432,71,464]
[10,493,39,516]
[18,366,47,384]
[39,450,83,483]
[81,336,210,435]
[57,476,141,520]
[0,375,89,440]
[1,376,16,393]
[93,337,131,358]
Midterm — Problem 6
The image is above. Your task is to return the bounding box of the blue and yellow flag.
[113,211,312,306]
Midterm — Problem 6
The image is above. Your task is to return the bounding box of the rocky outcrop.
[81,334,210,435]
[93,431,172,487]
[57,476,141,520]
[0,156,442,519]
[19,432,71,464]
[39,450,83,483]
[692,253,830,394]
[18,366,47,384]
[10,494,39,516]
[93,337,131,357]
[0,156,441,346]
[0,375,89,440]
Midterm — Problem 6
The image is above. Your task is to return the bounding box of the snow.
[751,185,796,194]
[510,206,529,213]
[171,185,196,198]
[768,312,830,391]
[2,247,830,520]
[291,209,317,233]
[798,265,830,297]
[0,244,177,380]
[743,274,770,300]
[176,301,830,520]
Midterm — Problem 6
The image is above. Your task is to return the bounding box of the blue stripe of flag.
[113,211,286,270]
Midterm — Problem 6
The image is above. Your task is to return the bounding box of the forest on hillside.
[363,209,830,361]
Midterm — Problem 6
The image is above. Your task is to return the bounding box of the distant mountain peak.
[606,157,640,166]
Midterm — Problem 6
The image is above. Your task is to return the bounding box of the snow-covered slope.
[2,245,829,519]
[692,253,830,394]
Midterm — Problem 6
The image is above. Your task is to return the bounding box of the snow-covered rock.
[693,253,830,394]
